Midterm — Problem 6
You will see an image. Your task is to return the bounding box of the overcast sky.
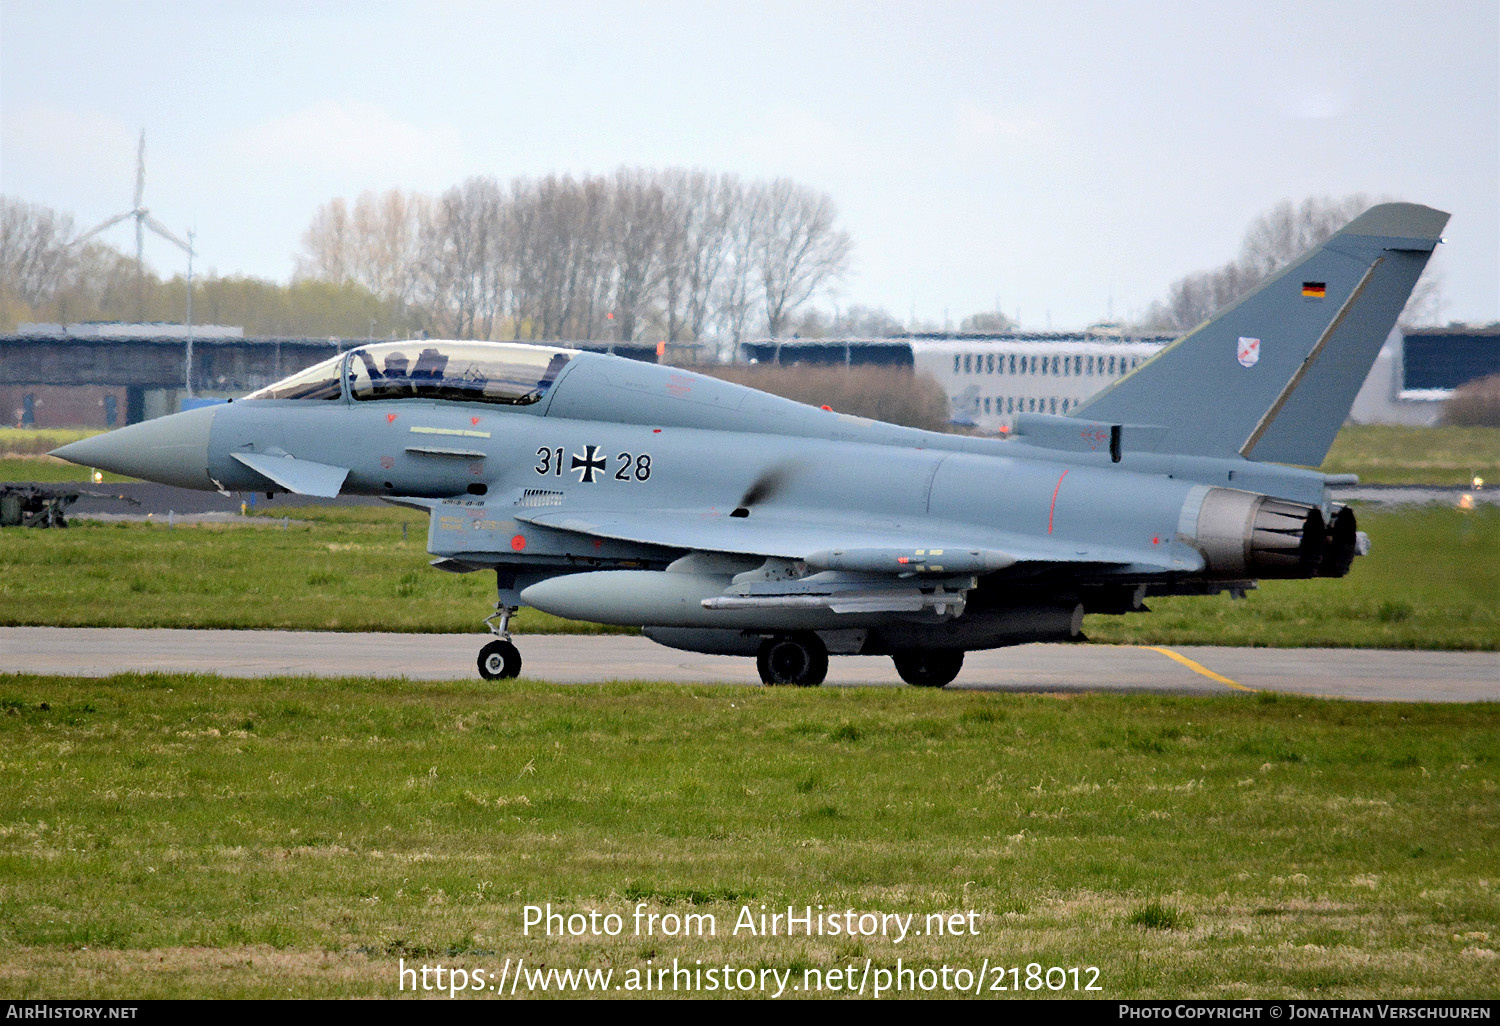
[2,0,1495,330]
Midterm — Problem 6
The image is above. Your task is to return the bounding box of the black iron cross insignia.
[571,445,607,483]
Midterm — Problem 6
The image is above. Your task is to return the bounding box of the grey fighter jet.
[54,203,1447,686]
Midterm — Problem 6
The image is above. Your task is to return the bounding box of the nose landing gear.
[478,602,522,680]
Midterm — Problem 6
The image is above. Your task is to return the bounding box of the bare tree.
[0,197,79,308]
[295,197,353,283]
[607,169,669,341]
[417,177,507,339]
[352,188,428,306]
[510,174,613,340]
[685,174,740,342]
[754,179,851,337]
[714,184,764,354]
[657,170,737,342]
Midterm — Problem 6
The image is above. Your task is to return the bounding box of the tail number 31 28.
[535,446,652,483]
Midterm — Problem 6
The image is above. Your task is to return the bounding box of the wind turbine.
[76,129,194,321]
[76,130,201,396]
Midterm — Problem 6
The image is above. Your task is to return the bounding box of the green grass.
[0,675,1494,998]
[1320,425,1500,486]
[0,511,625,635]
[0,429,135,483]
[3,505,1494,648]
[0,457,136,484]
[0,427,103,457]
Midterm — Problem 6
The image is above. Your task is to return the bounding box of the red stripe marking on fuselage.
[1048,469,1070,534]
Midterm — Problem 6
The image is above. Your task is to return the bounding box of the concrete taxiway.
[2,627,1496,701]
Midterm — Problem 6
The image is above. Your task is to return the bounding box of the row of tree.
[295,170,854,353]
[3,189,1445,343]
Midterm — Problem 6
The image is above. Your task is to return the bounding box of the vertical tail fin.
[1075,202,1448,465]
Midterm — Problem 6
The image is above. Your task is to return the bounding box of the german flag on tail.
[1302,281,1327,298]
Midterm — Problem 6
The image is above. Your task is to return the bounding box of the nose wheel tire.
[478,639,522,680]
[893,650,964,687]
[756,633,829,687]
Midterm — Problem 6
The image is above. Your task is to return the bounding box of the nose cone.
[51,405,219,490]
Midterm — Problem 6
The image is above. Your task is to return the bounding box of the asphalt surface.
[3,627,1495,701]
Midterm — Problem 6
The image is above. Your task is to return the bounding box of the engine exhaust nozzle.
[1192,488,1327,579]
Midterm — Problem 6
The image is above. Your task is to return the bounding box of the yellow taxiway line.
[1140,646,1257,692]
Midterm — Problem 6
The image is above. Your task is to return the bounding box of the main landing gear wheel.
[893,650,964,688]
[478,600,521,680]
[478,639,522,680]
[757,633,828,687]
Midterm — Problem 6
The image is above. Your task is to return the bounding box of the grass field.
[0,458,136,484]
[0,504,620,636]
[0,674,1494,998]
[1320,425,1499,487]
[3,504,1496,649]
[0,429,134,484]
[0,428,104,457]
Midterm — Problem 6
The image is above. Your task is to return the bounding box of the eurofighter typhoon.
[54,203,1447,686]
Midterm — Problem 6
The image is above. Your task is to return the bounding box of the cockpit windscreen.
[243,353,345,401]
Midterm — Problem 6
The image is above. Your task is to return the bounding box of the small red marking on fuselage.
[653,428,661,433]
[386,413,397,423]
[510,534,527,551]
[821,405,832,411]
[1152,536,1160,545]
[1048,469,1070,534]
[471,416,480,425]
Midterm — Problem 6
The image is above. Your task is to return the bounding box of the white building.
[911,336,1169,430]
[741,332,1173,431]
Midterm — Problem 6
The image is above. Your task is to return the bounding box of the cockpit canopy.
[244,341,576,406]
[348,342,572,405]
